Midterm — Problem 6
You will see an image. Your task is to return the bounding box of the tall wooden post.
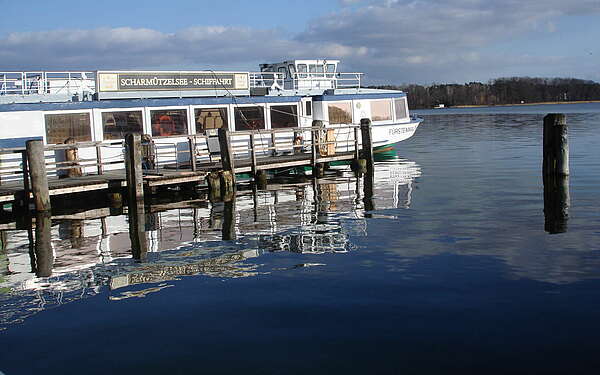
[311,120,323,177]
[26,140,51,212]
[125,134,144,205]
[218,128,236,185]
[125,134,147,260]
[360,119,375,212]
[542,114,569,233]
[543,114,569,176]
[360,118,374,174]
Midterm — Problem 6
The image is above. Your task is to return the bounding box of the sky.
[1,0,599,85]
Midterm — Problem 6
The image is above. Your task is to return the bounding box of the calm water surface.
[1,103,599,374]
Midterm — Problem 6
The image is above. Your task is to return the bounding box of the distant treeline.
[372,77,600,109]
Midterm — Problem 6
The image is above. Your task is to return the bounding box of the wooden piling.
[311,120,323,177]
[26,140,51,212]
[218,128,236,185]
[360,118,374,175]
[125,133,144,205]
[543,114,569,176]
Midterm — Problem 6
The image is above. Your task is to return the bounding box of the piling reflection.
[34,212,53,277]
[0,160,421,329]
[543,174,570,234]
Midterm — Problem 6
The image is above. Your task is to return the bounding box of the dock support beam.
[125,134,147,260]
[542,113,569,234]
[218,128,236,184]
[26,140,51,212]
[360,118,374,175]
[360,118,375,211]
[125,134,144,205]
[311,120,323,177]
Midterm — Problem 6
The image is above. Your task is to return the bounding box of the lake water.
[1,103,600,374]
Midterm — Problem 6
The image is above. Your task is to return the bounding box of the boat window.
[150,109,188,137]
[297,64,307,78]
[326,64,336,78]
[288,65,296,75]
[235,106,265,131]
[305,101,312,116]
[101,110,143,140]
[45,113,92,144]
[371,99,392,121]
[309,64,325,77]
[195,108,228,133]
[394,98,408,119]
[277,67,287,79]
[328,102,352,124]
[270,105,298,129]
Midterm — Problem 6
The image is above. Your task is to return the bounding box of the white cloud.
[1,0,599,83]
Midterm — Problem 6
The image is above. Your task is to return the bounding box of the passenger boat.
[0,59,422,169]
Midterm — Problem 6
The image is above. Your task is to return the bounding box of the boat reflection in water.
[0,156,421,329]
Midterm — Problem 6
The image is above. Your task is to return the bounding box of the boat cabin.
[260,59,342,91]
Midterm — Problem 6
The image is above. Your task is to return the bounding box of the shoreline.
[450,100,600,109]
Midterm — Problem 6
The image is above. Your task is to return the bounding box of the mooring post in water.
[218,128,236,183]
[542,113,570,233]
[125,133,144,205]
[222,194,236,241]
[543,113,569,176]
[26,140,51,212]
[34,212,53,277]
[360,118,374,175]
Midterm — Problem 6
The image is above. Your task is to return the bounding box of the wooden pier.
[0,120,373,213]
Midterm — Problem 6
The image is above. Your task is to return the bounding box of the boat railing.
[0,71,96,97]
[249,72,285,89]
[292,72,363,90]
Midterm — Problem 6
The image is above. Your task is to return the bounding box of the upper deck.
[0,60,367,105]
